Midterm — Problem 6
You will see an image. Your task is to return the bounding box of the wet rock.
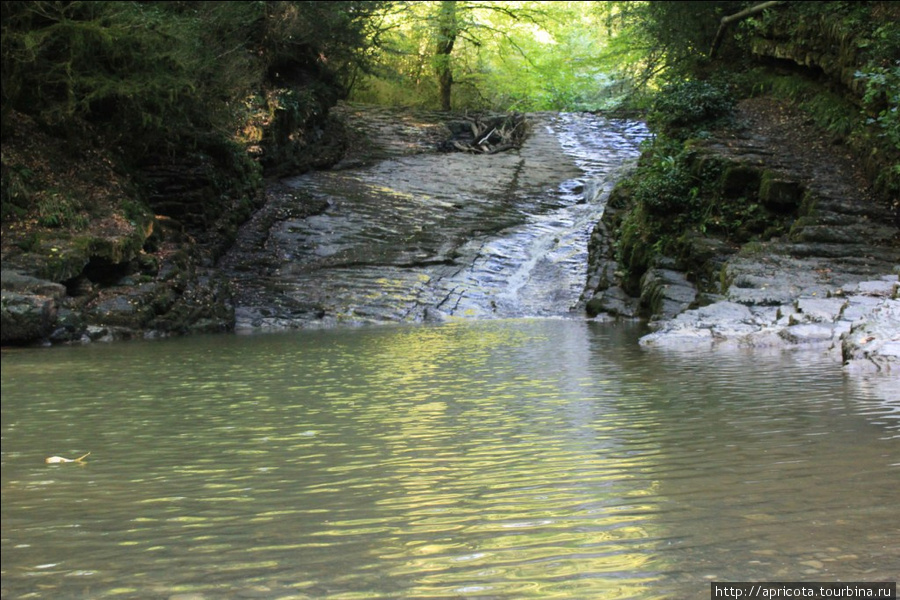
[842,299,900,372]
[0,271,66,344]
[846,279,899,298]
[840,295,884,322]
[760,172,804,211]
[640,301,758,348]
[640,276,900,372]
[728,285,798,307]
[222,109,640,328]
[49,307,88,343]
[423,307,449,323]
[586,286,640,319]
[721,164,762,197]
[779,323,837,345]
[792,298,847,323]
[1,291,59,345]
[640,267,697,320]
[640,326,716,348]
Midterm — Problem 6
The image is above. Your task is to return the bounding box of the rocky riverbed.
[217,105,647,328]
[584,98,899,374]
[639,276,899,373]
[3,100,897,377]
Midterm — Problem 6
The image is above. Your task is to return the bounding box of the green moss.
[720,165,761,199]
[798,190,819,218]
[647,80,736,139]
[759,171,804,211]
[738,240,767,257]
[616,204,659,295]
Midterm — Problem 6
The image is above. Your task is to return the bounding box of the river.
[2,321,898,599]
[2,110,898,599]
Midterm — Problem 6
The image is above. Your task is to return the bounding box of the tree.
[0,1,390,150]
[435,1,458,110]
[709,1,785,58]
[354,1,559,111]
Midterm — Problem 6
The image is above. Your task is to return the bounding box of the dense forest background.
[1,1,897,343]
[2,1,897,216]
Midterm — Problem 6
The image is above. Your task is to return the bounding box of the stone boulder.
[0,271,66,345]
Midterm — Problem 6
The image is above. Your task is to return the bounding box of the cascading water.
[221,110,650,329]
[427,114,651,320]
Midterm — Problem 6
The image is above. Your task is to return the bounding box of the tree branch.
[709,1,785,58]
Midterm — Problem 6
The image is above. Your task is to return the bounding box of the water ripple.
[3,321,898,598]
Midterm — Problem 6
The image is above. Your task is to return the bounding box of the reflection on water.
[2,320,898,599]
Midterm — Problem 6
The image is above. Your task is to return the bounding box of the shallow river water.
[2,320,898,599]
[223,112,650,329]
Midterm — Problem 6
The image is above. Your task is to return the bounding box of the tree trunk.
[435,0,457,111]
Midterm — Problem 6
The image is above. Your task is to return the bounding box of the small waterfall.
[221,111,649,330]
[428,114,651,320]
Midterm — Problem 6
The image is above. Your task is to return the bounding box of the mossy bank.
[1,2,379,345]
[582,3,899,370]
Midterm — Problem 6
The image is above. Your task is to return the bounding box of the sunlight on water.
[2,320,898,599]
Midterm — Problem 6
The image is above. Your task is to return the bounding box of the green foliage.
[632,151,695,216]
[856,63,900,150]
[0,164,34,221]
[0,1,387,150]
[647,80,735,138]
[616,201,658,293]
[35,189,89,229]
[257,1,391,88]
[614,131,790,287]
[351,1,638,112]
[740,70,860,139]
[602,2,743,91]
[2,2,256,150]
[1,0,392,238]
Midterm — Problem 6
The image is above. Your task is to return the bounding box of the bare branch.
[710,1,785,58]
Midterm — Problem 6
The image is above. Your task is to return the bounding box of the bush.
[0,2,263,152]
[632,154,696,216]
[0,1,387,153]
[647,80,735,138]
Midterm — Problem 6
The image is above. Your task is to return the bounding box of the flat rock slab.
[842,299,900,373]
[792,298,848,323]
[642,274,900,372]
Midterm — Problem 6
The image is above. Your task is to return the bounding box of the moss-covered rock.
[759,171,804,212]
[587,95,898,325]
[720,165,762,198]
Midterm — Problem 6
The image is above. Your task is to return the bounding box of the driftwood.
[46,451,91,464]
[443,113,528,155]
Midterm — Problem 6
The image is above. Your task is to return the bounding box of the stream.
[221,111,650,328]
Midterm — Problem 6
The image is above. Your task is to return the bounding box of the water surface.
[3,320,897,599]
